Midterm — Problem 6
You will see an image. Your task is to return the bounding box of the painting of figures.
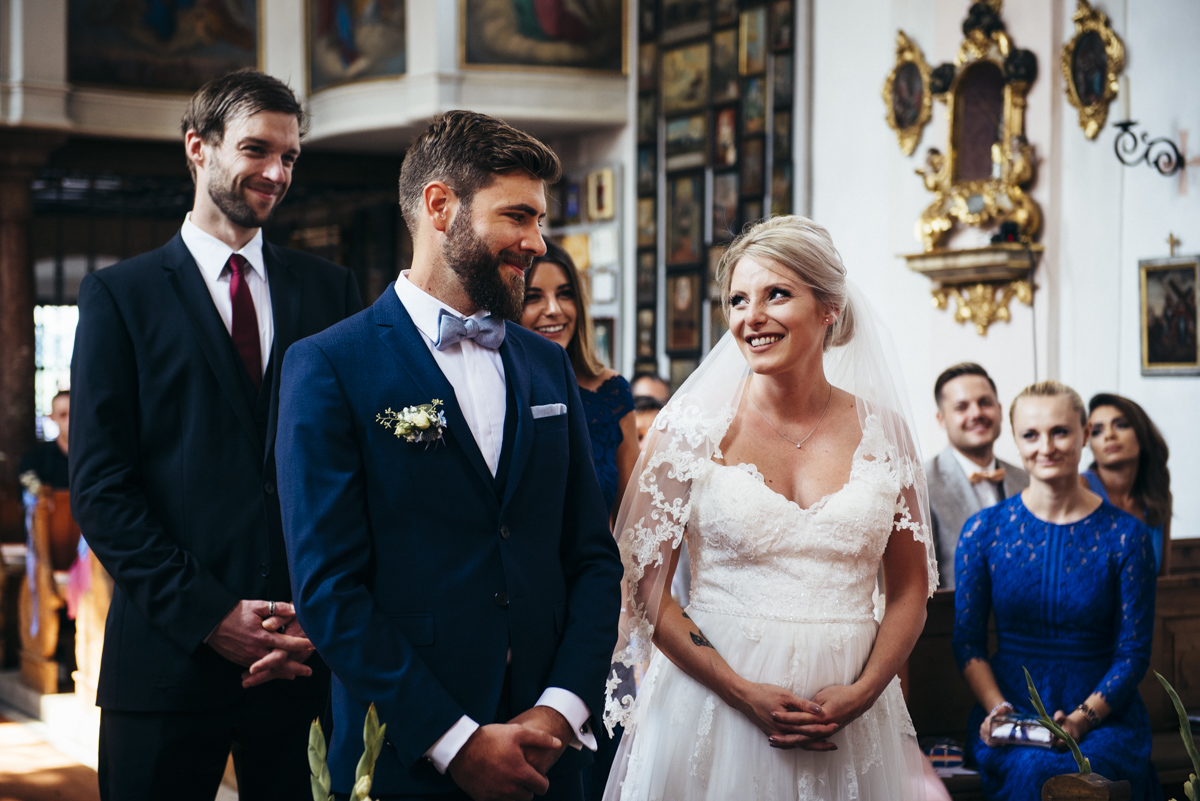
[309,0,406,92]
[463,0,625,73]
[68,0,258,92]
[1141,258,1200,375]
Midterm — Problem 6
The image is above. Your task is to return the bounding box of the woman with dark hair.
[1082,393,1171,573]
[521,240,639,517]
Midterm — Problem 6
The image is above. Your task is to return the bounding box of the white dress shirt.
[392,273,597,773]
[951,448,1003,509]
[180,215,273,376]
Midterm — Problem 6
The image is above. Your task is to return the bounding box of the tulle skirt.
[603,606,927,801]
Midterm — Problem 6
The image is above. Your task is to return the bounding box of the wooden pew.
[17,487,79,693]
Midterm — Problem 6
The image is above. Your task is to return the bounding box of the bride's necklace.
[749,383,833,450]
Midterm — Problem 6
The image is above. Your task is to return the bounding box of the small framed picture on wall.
[741,138,765,196]
[1139,256,1200,375]
[743,76,766,135]
[593,317,616,368]
[666,173,704,265]
[666,273,702,353]
[712,28,739,103]
[714,107,738,167]
[739,7,767,76]
[666,113,707,171]
[637,198,657,249]
[636,307,657,360]
[712,171,739,241]
[637,250,658,305]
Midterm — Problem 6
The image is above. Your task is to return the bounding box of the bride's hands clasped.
[729,680,840,751]
[759,683,875,750]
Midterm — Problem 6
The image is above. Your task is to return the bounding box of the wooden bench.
[17,487,79,693]
[904,569,1200,799]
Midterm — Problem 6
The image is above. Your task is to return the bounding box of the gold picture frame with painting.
[1061,0,1125,140]
[460,0,627,74]
[586,168,616,221]
[1139,256,1199,376]
[662,41,710,114]
[881,31,932,156]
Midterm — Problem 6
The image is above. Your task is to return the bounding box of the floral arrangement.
[376,399,447,446]
[310,703,386,801]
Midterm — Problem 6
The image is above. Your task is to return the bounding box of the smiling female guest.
[954,382,1158,801]
[1082,393,1171,573]
[522,239,638,517]
[602,216,937,800]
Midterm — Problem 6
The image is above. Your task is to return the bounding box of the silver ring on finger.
[269,600,276,617]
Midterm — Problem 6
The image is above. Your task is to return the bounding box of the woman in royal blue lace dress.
[521,239,638,514]
[953,381,1158,801]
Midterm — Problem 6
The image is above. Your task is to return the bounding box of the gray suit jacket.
[925,446,1029,589]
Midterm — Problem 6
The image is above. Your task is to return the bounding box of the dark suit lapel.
[498,330,533,513]
[263,242,302,461]
[373,288,496,499]
[161,233,262,450]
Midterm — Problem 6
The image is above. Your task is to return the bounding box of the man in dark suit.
[70,70,362,801]
[277,111,623,801]
[925,362,1029,589]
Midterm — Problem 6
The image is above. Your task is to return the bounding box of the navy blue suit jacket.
[69,232,361,710]
[277,286,623,796]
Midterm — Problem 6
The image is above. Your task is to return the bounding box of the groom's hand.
[508,706,572,774]
[448,723,558,801]
[207,600,313,670]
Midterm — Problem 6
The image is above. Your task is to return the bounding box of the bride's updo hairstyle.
[717,215,856,351]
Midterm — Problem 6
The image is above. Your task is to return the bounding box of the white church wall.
[809,0,1198,536]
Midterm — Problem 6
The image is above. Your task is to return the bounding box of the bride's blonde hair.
[717,215,856,350]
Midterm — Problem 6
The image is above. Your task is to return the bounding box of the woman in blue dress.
[1082,393,1171,573]
[520,239,638,515]
[953,381,1158,801]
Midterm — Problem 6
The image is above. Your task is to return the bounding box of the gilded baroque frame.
[913,0,1040,252]
[1061,0,1125,140]
[882,31,932,156]
[1139,256,1200,376]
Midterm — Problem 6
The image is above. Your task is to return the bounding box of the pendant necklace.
[749,382,833,449]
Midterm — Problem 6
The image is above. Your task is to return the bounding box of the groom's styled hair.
[398,110,561,232]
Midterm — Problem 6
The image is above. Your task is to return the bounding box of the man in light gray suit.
[925,363,1029,590]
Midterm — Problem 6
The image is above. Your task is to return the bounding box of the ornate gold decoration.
[912,0,1041,251]
[1061,0,1125,140]
[882,31,933,156]
[906,242,1042,336]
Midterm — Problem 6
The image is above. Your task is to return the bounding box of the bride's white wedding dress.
[605,414,927,801]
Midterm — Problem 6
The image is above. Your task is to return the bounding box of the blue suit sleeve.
[69,273,240,652]
[952,510,993,670]
[541,348,624,720]
[277,337,466,767]
[1094,519,1156,709]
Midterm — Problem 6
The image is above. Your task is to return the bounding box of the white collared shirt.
[180,214,273,376]
[951,448,1003,508]
[391,273,597,771]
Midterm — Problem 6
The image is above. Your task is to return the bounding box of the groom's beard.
[443,207,529,322]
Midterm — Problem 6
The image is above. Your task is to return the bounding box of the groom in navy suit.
[277,111,623,800]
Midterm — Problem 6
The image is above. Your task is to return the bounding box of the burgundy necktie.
[227,253,262,391]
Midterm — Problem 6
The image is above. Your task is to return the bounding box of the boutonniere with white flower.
[376,399,447,447]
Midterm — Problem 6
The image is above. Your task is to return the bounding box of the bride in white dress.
[602,216,938,801]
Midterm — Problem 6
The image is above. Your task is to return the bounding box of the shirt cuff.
[536,687,597,752]
[423,715,480,774]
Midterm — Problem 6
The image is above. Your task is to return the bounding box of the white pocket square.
[531,403,567,419]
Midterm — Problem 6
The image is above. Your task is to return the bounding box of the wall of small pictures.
[636,0,796,381]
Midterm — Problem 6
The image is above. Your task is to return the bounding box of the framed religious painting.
[770,1,793,52]
[637,95,658,142]
[715,0,739,27]
[564,181,583,224]
[637,198,658,248]
[586,168,616,221]
[1139,256,1200,375]
[773,51,794,106]
[637,250,658,305]
[739,7,767,75]
[882,31,932,156]
[461,0,625,73]
[637,145,657,195]
[662,42,710,114]
[714,107,738,168]
[666,173,704,266]
[308,0,405,93]
[665,272,702,353]
[741,138,765,196]
[712,171,739,241]
[661,0,709,44]
[743,75,766,135]
[638,42,658,92]
[773,109,792,160]
[665,113,707,171]
[771,162,793,217]
[711,28,739,104]
[1061,0,1125,139]
[636,308,657,360]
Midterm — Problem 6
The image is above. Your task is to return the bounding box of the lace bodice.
[686,415,907,624]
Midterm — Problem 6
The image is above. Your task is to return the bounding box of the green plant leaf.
[308,719,332,801]
[1024,667,1090,774]
[1157,672,1200,780]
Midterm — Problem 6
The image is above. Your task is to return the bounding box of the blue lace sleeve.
[580,375,635,511]
[1094,518,1156,709]
[953,509,993,670]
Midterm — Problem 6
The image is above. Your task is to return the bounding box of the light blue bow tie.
[434,309,506,351]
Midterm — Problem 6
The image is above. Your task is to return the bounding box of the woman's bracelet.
[1075,702,1101,727]
[988,701,1014,718]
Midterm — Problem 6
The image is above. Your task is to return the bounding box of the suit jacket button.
[494,591,509,608]
[260,563,270,577]
[263,480,276,495]
[500,525,511,540]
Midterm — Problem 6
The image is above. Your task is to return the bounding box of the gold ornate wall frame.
[904,1,1043,336]
[1061,0,1125,140]
[882,31,933,156]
